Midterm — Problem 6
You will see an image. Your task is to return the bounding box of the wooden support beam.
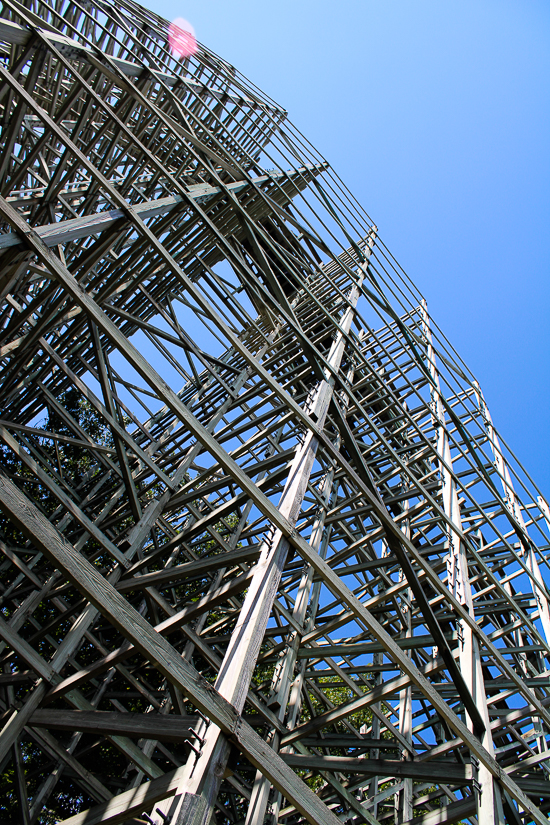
[56,765,188,825]
[30,709,199,743]
[402,796,476,825]
[0,168,322,251]
[280,754,473,784]
[116,544,261,592]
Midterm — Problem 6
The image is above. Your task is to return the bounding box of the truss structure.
[0,2,549,824]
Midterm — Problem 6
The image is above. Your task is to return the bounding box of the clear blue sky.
[155,0,550,496]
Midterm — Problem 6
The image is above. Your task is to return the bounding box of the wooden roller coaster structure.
[0,1,548,823]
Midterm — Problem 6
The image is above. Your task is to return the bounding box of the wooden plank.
[116,544,261,592]
[280,755,472,784]
[0,169,318,250]
[300,736,399,750]
[30,709,198,743]
[0,670,33,686]
[294,634,441,658]
[403,796,476,825]
[57,766,187,825]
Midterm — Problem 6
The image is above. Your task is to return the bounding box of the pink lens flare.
[168,17,197,59]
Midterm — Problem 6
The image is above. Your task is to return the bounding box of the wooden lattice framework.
[0,1,549,823]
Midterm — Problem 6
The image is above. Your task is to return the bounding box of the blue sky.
[155,0,550,496]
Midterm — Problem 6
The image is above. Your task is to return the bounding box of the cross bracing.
[0,1,548,824]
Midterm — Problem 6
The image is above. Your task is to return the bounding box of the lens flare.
[168,17,197,59]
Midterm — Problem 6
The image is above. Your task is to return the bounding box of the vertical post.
[420,301,498,824]
[396,492,412,824]
[473,381,550,644]
[245,356,360,825]
[153,230,377,825]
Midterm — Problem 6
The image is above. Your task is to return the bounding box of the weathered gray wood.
[175,793,210,825]
[0,670,33,685]
[0,5,548,823]
[404,796,477,825]
[0,473,342,825]
[30,709,199,743]
[0,189,543,820]
[117,544,261,592]
[57,766,187,825]
[280,755,472,783]
[0,168,319,250]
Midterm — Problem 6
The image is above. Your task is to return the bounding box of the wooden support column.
[473,380,550,770]
[245,358,361,825]
[421,301,500,824]
[396,499,413,825]
[473,380,550,644]
[160,232,377,825]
